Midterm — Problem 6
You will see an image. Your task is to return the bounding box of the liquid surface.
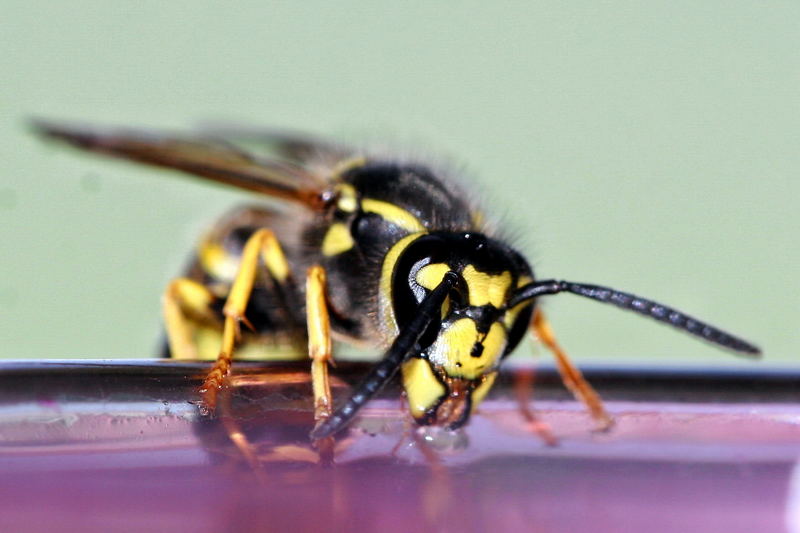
[1,361,799,533]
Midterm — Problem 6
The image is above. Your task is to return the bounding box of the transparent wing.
[33,119,330,207]
[192,121,354,165]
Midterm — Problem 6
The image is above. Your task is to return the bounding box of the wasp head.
[390,232,535,429]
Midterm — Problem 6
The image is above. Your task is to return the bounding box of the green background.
[1,2,797,366]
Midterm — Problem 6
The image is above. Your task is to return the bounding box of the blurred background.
[0,2,796,365]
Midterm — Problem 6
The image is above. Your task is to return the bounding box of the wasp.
[34,120,761,442]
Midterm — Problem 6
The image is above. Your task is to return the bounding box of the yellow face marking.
[401,357,446,420]
[379,233,426,338]
[198,240,240,282]
[428,319,507,380]
[415,263,454,319]
[361,198,425,233]
[335,183,359,213]
[415,263,451,290]
[470,372,498,412]
[462,265,512,308]
[321,222,355,256]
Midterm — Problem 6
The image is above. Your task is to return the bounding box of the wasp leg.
[216,381,268,483]
[513,366,559,446]
[163,278,218,360]
[200,228,293,414]
[305,266,336,458]
[531,309,613,431]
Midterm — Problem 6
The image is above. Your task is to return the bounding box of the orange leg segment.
[199,228,293,415]
[513,366,559,446]
[531,309,613,431]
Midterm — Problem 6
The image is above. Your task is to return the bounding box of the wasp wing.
[192,121,354,166]
[32,120,328,208]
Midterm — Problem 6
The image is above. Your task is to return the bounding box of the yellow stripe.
[321,222,355,256]
[331,156,366,179]
[362,198,425,233]
[335,183,359,213]
[378,232,426,338]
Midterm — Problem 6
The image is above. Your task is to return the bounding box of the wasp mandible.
[35,121,761,441]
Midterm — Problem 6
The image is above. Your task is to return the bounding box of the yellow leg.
[200,228,293,414]
[162,278,217,360]
[531,309,613,431]
[305,266,333,421]
[305,266,335,458]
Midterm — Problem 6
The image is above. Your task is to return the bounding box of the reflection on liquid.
[1,361,800,532]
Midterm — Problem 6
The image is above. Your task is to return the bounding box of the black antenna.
[509,280,761,356]
[310,271,459,440]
